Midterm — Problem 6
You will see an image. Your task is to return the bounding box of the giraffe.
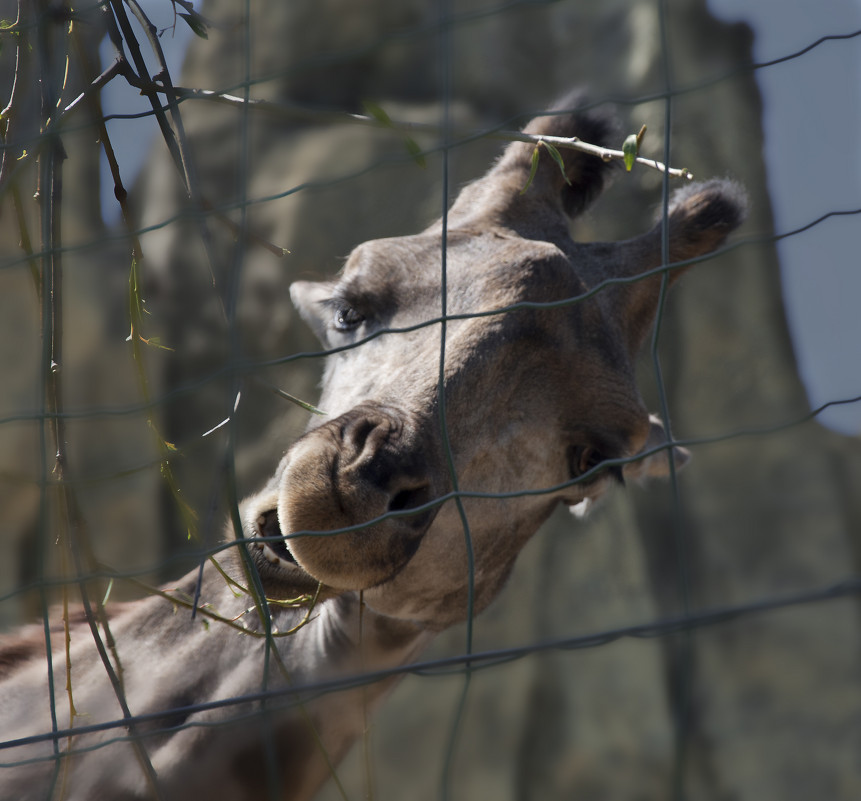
[0,95,745,800]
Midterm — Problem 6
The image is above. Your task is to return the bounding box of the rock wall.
[1,0,858,798]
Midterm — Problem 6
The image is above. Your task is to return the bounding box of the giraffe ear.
[623,415,690,481]
[514,92,619,219]
[290,280,334,345]
[444,92,618,231]
[567,415,689,520]
[608,179,747,355]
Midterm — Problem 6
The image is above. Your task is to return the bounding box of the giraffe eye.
[333,305,364,331]
[568,445,624,485]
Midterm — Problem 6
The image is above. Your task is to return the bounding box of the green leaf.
[179,12,208,39]
[364,101,427,169]
[622,133,639,172]
[404,137,427,169]
[542,142,571,186]
[271,386,327,416]
[362,100,393,128]
[520,144,541,195]
[141,335,174,351]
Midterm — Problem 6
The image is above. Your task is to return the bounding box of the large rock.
[1,0,858,798]
[148,3,859,799]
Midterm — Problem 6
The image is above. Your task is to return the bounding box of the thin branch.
[61,56,132,117]
[105,0,183,174]
[10,183,41,295]
[510,131,692,179]
[0,5,24,188]
[172,87,694,180]
[117,0,227,306]
[199,197,289,258]
[35,5,165,795]
[69,30,142,259]
[60,52,288,259]
[123,0,195,194]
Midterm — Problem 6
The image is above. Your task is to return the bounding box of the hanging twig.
[34,5,165,796]
[0,7,25,189]
[108,0,229,310]
[171,87,694,179]
[59,55,287,258]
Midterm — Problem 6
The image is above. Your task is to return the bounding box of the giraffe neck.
[0,554,432,801]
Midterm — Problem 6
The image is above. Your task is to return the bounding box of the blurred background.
[1,1,859,799]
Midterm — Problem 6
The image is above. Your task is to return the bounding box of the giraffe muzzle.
[276,405,443,591]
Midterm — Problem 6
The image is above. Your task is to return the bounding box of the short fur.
[0,95,745,801]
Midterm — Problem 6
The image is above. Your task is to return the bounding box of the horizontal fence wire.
[2,572,860,763]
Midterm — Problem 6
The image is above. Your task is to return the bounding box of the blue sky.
[708,0,861,432]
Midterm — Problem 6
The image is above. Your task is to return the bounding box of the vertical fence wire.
[433,3,479,800]
[654,2,694,797]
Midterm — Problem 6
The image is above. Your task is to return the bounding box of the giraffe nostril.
[388,484,430,513]
[341,411,401,460]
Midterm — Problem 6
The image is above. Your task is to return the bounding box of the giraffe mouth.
[252,508,299,568]
[258,509,296,565]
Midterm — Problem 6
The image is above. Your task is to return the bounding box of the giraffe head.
[243,96,746,628]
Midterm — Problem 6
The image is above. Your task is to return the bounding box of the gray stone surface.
[0,0,858,798]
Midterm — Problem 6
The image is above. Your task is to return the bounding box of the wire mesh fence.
[1,1,860,800]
